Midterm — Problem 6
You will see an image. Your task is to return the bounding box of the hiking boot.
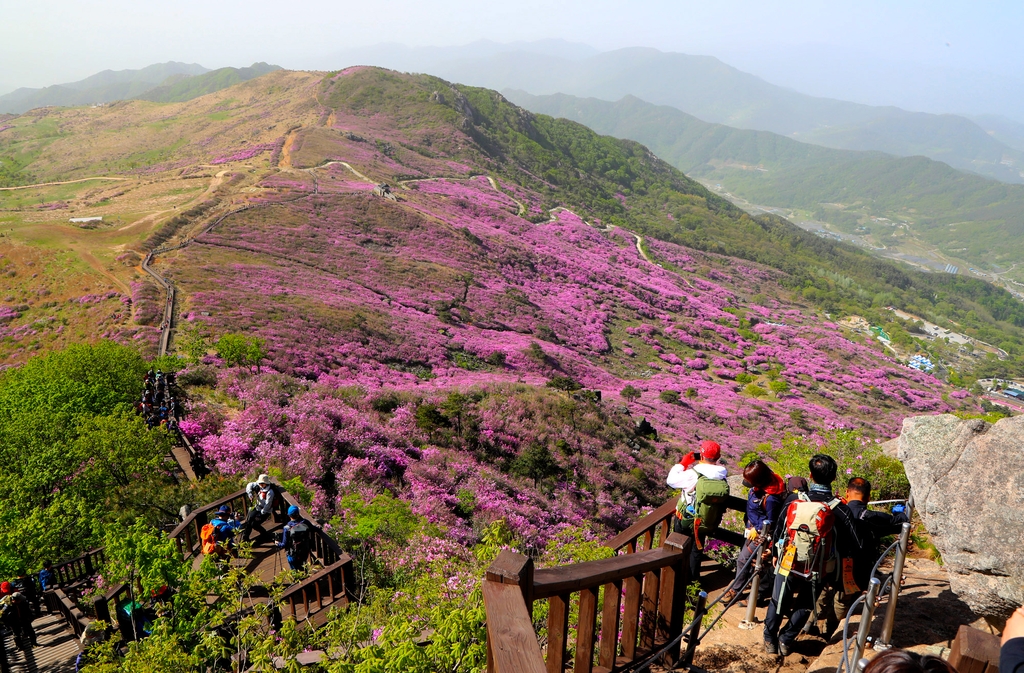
[779,641,793,657]
[721,589,738,604]
[764,639,778,655]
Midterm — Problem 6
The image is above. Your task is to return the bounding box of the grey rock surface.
[898,414,1024,620]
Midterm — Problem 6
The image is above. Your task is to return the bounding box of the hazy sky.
[3,0,1023,114]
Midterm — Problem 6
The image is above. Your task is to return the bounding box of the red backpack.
[777,494,839,579]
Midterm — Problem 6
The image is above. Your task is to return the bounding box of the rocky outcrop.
[898,414,1024,620]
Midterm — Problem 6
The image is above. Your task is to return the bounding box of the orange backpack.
[200,523,218,554]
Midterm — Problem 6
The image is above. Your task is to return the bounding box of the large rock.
[898,414,1024,620]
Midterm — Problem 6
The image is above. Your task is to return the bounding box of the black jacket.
[843,499,909,589]
[1003,638,1024,673]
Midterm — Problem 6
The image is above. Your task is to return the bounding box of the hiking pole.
[852,577,881,665]
[739,522,771,630]
[875,521,912,650]
[675,590,707,671]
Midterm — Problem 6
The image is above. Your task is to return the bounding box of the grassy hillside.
[3,66,1024,377]
[507,90,1024,274]
[412,47,1024,185]
[139,62,281,103]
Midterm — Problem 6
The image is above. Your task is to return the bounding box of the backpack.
[287,521,311,556]
[200,523,218,555]
[678,474,730,548]
[777,493,839,579]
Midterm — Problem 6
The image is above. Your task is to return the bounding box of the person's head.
[288,505,301,521]
[846,477,872,502]
[787,476,808,493]
[699,440,721,463]
[862,648,958,673]
[257,474,272,489]
[217,505,231,517]
[742,460,774,491]
[43,560,52,570]
[809,454,838,486]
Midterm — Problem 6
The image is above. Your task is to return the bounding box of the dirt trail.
[279,129,300,169]
[0,176,128,191]
[73,246,131,294]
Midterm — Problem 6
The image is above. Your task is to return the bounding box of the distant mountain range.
[507,90,1024,272]
[0,62,281,113]
[321,42,1024,185]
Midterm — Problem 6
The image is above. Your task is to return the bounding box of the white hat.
[257,474,272,485]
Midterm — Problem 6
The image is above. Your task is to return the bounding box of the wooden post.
[574,586,599,673]
[659,532,692,661]
[547,594,570,673]
[638,570,660,652]
[486,550,535,613]
[619,573,643,663]
[949,625,1001,673]
[599,580,623,669]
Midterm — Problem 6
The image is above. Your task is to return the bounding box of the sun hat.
[257,474,272,485]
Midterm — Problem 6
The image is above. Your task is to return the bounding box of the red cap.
[699,440,721,461]
[0,581,11,594]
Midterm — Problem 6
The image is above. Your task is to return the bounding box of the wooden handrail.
[532,544,685,600]
[52,547,106,588]
[605,494,747,553]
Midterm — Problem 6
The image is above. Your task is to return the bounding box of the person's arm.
[763,494,783,533]
[278,525,289,549]
[1001,607,1024,673]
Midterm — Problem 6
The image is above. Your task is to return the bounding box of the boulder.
[898,414,1024,620]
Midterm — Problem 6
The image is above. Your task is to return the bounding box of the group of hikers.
[668,440,910,656]
[137,369,179,430]
[199,474,313,571]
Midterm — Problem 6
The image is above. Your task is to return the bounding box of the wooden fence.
[484,494,747,673]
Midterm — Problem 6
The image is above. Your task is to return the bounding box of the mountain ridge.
[339,43,1024,185]
[505,89,1024,274]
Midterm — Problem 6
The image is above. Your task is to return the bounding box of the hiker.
[721,460,786,605]
[862,648,959,673]
[0,580,38,649]
[763,454,858,656]
[242,474,277,541]
[278,506,312,570]
[666,440,730,581]
[1003,606,1024,673]
[13,570,40,617]
[817,476,911,636]
[787,476,808,494]
[38,560,56,592]
[202,505,242,557]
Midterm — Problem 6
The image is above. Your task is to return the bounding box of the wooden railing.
[279,557,355,627]
[169,488,256,559]
[605,495,747,554]
[484,494,748,673]
[53,588,91,640]
[52,547,106,589]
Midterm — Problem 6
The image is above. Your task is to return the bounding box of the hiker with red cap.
[667,439,730,582]
[721,459,787,605]
[0,580,38,650]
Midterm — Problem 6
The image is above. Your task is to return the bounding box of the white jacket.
[667,463,728,508]
[246,482,276,516]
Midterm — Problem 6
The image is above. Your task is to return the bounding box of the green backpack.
[679,474,731,541]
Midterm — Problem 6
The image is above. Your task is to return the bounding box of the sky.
[3,0,1024,116]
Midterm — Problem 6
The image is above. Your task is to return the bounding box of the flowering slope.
[166,125,957,543]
